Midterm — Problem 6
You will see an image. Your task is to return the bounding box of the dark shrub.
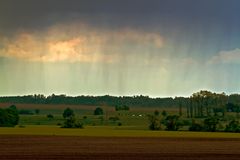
[204,116,220,132]
[94,107,104,115]
[35,109,40,114]
[161,110,167,117]
[63,108,74,119]
[163,115,180,131]
[225,120,240,132]
[47,114,54,119]
[18,109,33,115]
[189,121,203,131]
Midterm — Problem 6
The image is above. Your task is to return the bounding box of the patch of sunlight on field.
[0,125,240,138]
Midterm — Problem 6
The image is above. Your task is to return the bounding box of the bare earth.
[0,135,240,160]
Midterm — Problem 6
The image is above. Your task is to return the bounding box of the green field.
[0,103,164,126]
[1,103,240,137]
[0,125,240,138]
[18,114,150,127]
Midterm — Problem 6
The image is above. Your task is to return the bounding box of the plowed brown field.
[0,135,240,160]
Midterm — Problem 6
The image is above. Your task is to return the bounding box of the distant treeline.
[0,94,176,107]
[0,91,240,108]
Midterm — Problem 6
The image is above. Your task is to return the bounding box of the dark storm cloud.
[1,0,240,34]
[0,0,161,31]
[1,0,240,61]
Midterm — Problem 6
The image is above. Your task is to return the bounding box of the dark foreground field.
[0,136,240,160]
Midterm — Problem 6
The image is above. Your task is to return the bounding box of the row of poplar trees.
[177,90,229,118]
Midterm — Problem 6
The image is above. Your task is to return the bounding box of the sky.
[1,0,240,97]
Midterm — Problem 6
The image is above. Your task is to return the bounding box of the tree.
[154,110,159,116]
[35,109,40,115]
[147,114,161,130]
[161,110,167,117]
[189,120,203,131]
[226,103,240,118]
[204,116,219,132]
[236,105,240,119]
[0,105,19,127]
[225,120,240,132]
[62,108,83,128]
[6,105,19,126]
[63,116,76,128]
[188,90,228,118]
[0,109,9,126]
[175,97,184,117]
[63,108,74,119]
[163,115,180,131]
[47,114,54,119]
[94,107,104,115]
[189,97,193,118]
[62,116,83,128]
